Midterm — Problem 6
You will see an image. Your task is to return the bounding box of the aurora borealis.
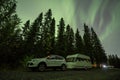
[16,0,120,57]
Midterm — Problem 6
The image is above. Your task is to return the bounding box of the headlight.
[102,65,107,68]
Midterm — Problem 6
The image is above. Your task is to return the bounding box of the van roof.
[66,53,90,59]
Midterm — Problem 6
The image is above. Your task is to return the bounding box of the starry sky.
[16,0,120,57]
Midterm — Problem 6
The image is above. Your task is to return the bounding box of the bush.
[20,55,34,67]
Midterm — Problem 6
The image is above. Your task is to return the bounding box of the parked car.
[27,55,67,71]
[101,64,114,69]
[66,53,92,69]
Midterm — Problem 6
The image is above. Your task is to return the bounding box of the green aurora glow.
[16,0,120,56]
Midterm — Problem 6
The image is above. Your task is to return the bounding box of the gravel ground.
[0,68,120,80]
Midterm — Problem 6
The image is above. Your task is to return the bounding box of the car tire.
[38,63,46,71]
[61,64,67,71]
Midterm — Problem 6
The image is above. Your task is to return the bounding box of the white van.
[66,54,92,69]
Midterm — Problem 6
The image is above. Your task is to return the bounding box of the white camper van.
[66,54,92,69]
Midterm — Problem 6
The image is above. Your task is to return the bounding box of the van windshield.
[66,57,76,62]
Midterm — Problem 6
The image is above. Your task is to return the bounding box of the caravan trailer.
[66,54,92,69]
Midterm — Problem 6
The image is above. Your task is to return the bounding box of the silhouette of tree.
[41,9,53,56]
[49,18,55,54]
[21,20,30,55]
[91,27,107,66]
[26,13,43,56]
[55,18,66,57]
[65,25,75,55]
[0,0,16,26]
[83,24,93,63]
[108,54,120,68]
[22,20,30,41]
[75,28,84,54]
[0,0,21,67]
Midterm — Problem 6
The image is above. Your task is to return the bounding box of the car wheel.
[61,64,67,71]
[38,63,46,71]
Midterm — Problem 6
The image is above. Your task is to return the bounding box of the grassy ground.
[0,68,120,80]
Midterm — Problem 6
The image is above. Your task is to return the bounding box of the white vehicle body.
[66,54,92,69]
[27,55,67,71]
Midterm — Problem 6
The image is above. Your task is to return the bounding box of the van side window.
[87,59,91,62]
[76,58,80,61]
[81,58,84,61]
[66,57,75,62]
[76,58,84,61]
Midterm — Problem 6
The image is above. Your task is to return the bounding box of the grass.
[0,68,120,80]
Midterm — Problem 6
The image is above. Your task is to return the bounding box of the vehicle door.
[77,57,84,68]
[54,56,64,66]
[46,55,56,67]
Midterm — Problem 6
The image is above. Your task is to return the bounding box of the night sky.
[16,0,120,57]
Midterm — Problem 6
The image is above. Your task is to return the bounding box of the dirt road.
[0,68,120,80]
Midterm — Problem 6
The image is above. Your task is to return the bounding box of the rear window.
[56,55,64,60]
[47,55,65,60]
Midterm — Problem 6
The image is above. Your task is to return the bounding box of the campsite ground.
[0,68,120,80]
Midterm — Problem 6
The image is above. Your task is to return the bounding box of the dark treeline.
[108,54,120,68]
[0,0,119,68]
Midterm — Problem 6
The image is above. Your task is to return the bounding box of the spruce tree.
[26,13,43,55]
[75,28,84,54]
[65,25,74,55]
[114,55,120,68]
[69,28,75,54]
[22,20,30,41]
[56,18,66,57]
[83,24,93,63]
[108,54,120,68]
[42,9,53,56]
[108,55,112,65]
[0,0,17,26]
[91,27,107,66]
[49,18,55,54]
[0,0,21,66]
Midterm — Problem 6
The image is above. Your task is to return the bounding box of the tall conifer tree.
[26,13,43,55]
[91,27,107,66]
[65,25,74,55]
[56,18,66,57]
[0,0,21,66]
[42,9,53,55]
[49,18,55,54]
[75,28,84,54]
[83,24,93,63]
